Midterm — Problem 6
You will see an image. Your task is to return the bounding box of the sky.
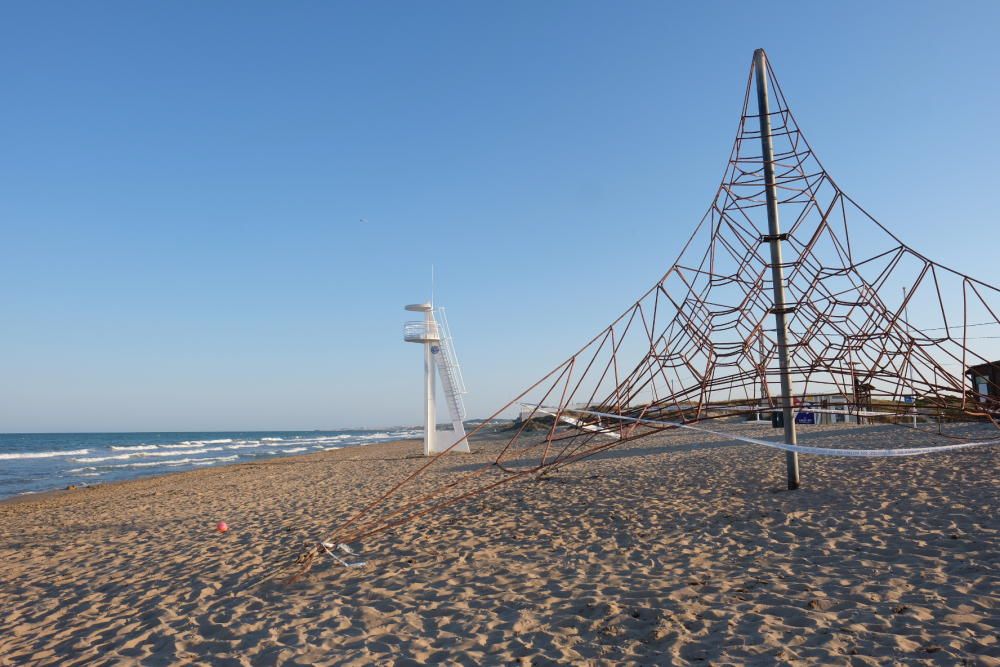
[1,1,998,432]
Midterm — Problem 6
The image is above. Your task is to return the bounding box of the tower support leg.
[423,316,436,457]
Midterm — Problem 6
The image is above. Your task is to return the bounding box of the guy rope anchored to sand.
[252,49,1000,587]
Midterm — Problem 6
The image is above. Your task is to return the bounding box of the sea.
[0,428,423,500]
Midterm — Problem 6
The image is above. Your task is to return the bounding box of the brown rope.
[273,50,1000,584]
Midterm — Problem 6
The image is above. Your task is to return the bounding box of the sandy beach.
[1,422,997,665]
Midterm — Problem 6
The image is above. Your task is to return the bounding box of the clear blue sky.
[1,1,998,432]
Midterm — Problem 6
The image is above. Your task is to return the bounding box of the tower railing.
[403,320,440,343]
[436,308,467,395]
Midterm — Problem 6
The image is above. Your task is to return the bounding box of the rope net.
[286,51,999,576]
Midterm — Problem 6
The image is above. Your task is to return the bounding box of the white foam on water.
[74,447,223,463]
[261,437,284,442]
[74,453,133,463]
[110,444,159,451]
[105,454,232,469]
[191,455,239,466]
[354,431,422,442]
[269,435,353,446]
[281,447,308,453]
[108,459,184,468]
[226,443,264,450]
[174,438,234,447]
[0,449,90,461]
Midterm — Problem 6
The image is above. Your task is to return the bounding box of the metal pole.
[903,287,917,427]
[754,48,800,490]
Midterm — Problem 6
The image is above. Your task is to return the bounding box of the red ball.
[216,521,229,533]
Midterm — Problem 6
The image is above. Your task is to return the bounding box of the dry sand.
[0,422,997,666]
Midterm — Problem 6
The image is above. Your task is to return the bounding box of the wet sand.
[0,422,997,665]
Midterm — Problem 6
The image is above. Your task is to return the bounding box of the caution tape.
[541,406,999,458]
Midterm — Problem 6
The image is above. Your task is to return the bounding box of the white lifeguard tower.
[403,303,471,455]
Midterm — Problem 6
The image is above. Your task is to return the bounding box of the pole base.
[786,451,800,490]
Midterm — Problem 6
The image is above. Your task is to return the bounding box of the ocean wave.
[73,453,133,463]
[280,447,308,453]
[74,447,222,463]
[103,454,239,469]
[226,443,263,450]
[110,444,159,451]
[261,437,284,442]
[356,432,399,440]
[192,455,239,466]
[0,449,90,461]
[103,459,188,468]
[268,435,352,446]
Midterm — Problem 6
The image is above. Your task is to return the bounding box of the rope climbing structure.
[284,49,999,577]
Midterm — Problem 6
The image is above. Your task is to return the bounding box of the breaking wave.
[74,447,223,463]
[0,449,90,461]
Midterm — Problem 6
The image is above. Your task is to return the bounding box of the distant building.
[966,361,1000,402]
[760,393,858,426]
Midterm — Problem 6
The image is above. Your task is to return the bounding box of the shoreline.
[0,437,425,508]
[0,428,430,504]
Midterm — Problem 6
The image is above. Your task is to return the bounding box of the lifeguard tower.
[403,303,471,455]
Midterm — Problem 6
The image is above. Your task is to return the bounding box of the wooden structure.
[967,361,1000,402]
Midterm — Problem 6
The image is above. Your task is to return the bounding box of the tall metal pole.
[754,48,800,490]
[903,287,917,427]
